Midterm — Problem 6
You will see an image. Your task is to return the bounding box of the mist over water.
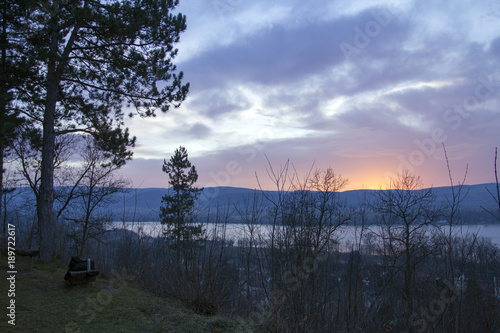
[112,222,500,248]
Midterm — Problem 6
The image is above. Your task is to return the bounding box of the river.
[112,222,500,248]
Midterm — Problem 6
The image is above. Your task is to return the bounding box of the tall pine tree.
[12,0,189,260]
[160,146,203,249]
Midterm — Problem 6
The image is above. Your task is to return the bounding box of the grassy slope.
[0,256,249,333]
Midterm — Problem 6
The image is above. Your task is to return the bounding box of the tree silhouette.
[0,0,37,240]
[160,146,203,249]
[373,170,442,332]
[10,0,189,260]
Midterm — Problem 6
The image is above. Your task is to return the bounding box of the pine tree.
[160,146,203,248]
[10,0,189,260]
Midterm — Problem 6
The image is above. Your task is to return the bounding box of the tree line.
[3,135,500,332]
[153,148,500,332]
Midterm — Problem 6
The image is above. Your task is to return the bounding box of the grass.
[0,256,253,333]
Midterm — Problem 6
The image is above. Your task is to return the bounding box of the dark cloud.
[188,123,212,139]
[182,4,500,132]
[157,122,212,143]
[182,7,411,90]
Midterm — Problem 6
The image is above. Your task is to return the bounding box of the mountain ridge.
[106,183,500,223]
[3,183,499,224]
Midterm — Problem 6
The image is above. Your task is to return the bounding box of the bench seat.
[65,270,100,284]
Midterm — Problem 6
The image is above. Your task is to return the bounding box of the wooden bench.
[64,258,100,285]
[65,270,100,285]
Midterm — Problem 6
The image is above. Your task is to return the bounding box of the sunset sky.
[119,0,500,191]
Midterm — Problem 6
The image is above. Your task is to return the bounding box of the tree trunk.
[79,181,94,258]
[79,219,88,258]
[405,235,414,333]
[38,5,60,262]
[38,99,57,261]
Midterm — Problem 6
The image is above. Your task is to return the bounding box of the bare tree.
[233,191,268,312]
[64,137,129,257]
[307,167,351,254]
[373,170,442,332]
[482,147,500,222]
[434,144,471,332]
[256,160,351,332]
[10,127,75,203]
[8,128,78,252]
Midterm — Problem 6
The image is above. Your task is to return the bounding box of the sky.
[119,0,500,192]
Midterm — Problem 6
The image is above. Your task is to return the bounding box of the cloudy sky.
[119,0,500,191]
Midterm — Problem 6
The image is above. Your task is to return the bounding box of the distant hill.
[97,183,500,223]
[3,183,499,224]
